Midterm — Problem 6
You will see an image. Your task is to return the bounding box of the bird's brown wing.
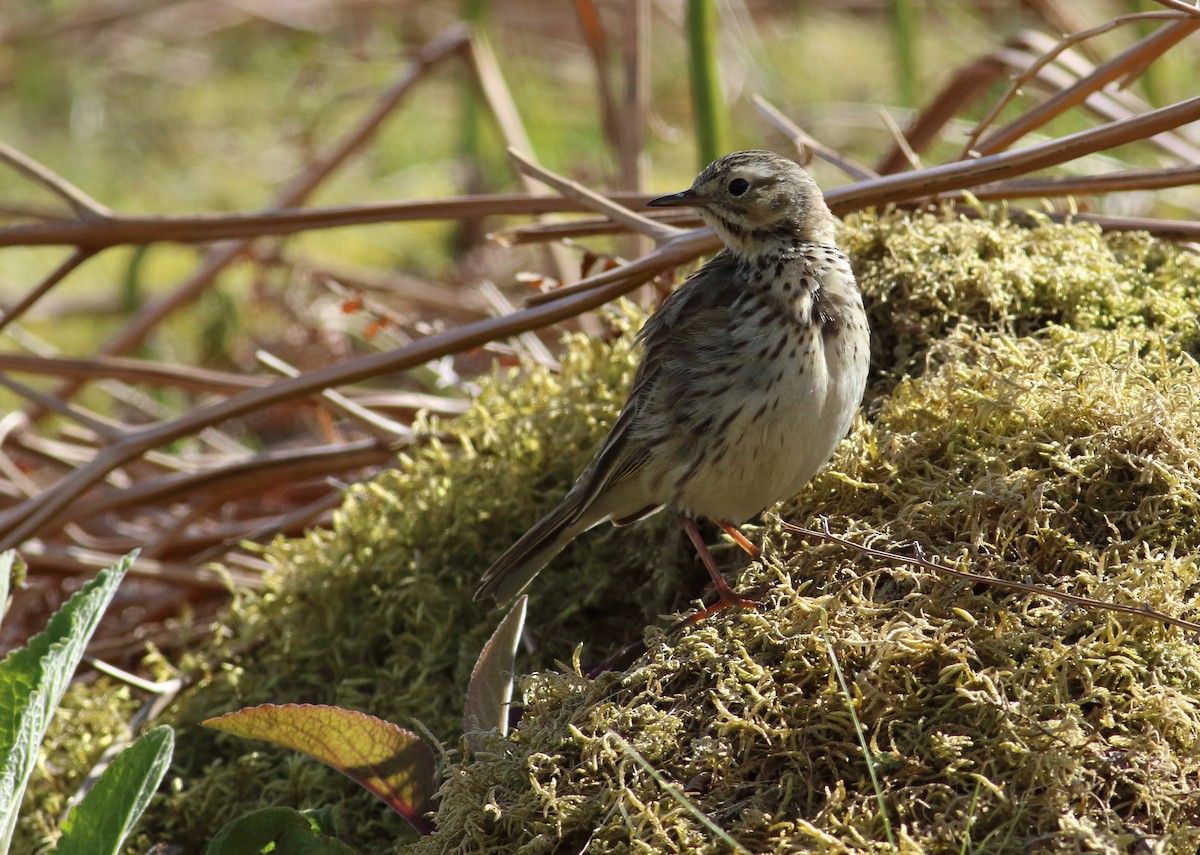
[570,250,743,512]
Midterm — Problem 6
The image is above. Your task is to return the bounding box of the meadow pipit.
[476,150,870,608]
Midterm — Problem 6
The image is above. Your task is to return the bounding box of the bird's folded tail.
[475,497,593,607]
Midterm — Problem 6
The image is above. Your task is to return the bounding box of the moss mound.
[38,209,1199,853]
[419,323,1200,852]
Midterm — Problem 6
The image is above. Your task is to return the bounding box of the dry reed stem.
[256,350,413,441]
[19,540,261,591]
[750,95,878,181]
[0,249,94,332]
[1003,30,1200,164]
[0,354,273,394]
[0,192,658,249]
[488,211,696,246]
[0,139,113,218]
[617,0,650,193]
[507,148,678,242]
[464,30,576,284]
[576,0,623,164]
[830,95,1200,212]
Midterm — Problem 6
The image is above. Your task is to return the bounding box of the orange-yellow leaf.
[202,704,436,833]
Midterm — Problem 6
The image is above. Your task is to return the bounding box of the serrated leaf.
[464,595,526,748]
[54,725,174,855]
[201,704,436,834]
[0,550,135,855]
[203,806,357,855]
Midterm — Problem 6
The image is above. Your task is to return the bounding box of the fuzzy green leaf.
[201,704,436,834]
[54,725,174,855]
[0,551,135,855]
[203,806,357,855]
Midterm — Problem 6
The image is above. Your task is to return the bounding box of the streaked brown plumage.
[476,150,870,608]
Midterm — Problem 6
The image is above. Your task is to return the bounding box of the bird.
[475,150,870,609]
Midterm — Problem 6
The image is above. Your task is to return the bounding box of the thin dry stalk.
[751,95,878,181]
[0,192,656,250]
[575,0,623,159]
[463,30,576,284]
[0,248,95,332]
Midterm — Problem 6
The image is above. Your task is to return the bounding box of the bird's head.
[648,150,835,257]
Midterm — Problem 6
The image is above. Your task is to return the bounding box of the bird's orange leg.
[717,521,761,559]
[679,515,759,612]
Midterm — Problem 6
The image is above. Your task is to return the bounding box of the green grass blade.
[821,612,897,851]
[0,551,135,855]
[53,725,174,855]
[611,732,750,855]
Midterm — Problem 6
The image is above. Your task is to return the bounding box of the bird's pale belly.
[669,332,864,523]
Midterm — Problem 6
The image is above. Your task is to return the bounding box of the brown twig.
[20,540,261,591]
[0,140,113,219]
[93,25,471,363]
[255,350,413,441]
[0,353,271,393]
[751,95,878,182]
[0,248,95,331]
[488,210,696,246]
[617,0,649,193]
[575,0,621,159]
[51,440,395,527]
[463,29,575,284]
[507,148,678,243]
[0,193,655,250]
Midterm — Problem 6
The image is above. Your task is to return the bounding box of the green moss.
[16,679,141,853]
[842,210,1200,380]
[414,315,1200,853]
[49,209,1200,853]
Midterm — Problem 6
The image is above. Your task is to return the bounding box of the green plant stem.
[686,0,724,166]
[889,0,918,107]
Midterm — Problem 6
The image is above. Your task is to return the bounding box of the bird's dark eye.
[728,177,750,196]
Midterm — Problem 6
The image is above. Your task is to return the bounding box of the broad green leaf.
[203,806,357,855]
[0,551,135,855]
[202,704,436,834]
[464,595,526,747]
[54,725,174,855]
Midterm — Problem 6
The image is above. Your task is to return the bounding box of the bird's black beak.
[647,188,706,208]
